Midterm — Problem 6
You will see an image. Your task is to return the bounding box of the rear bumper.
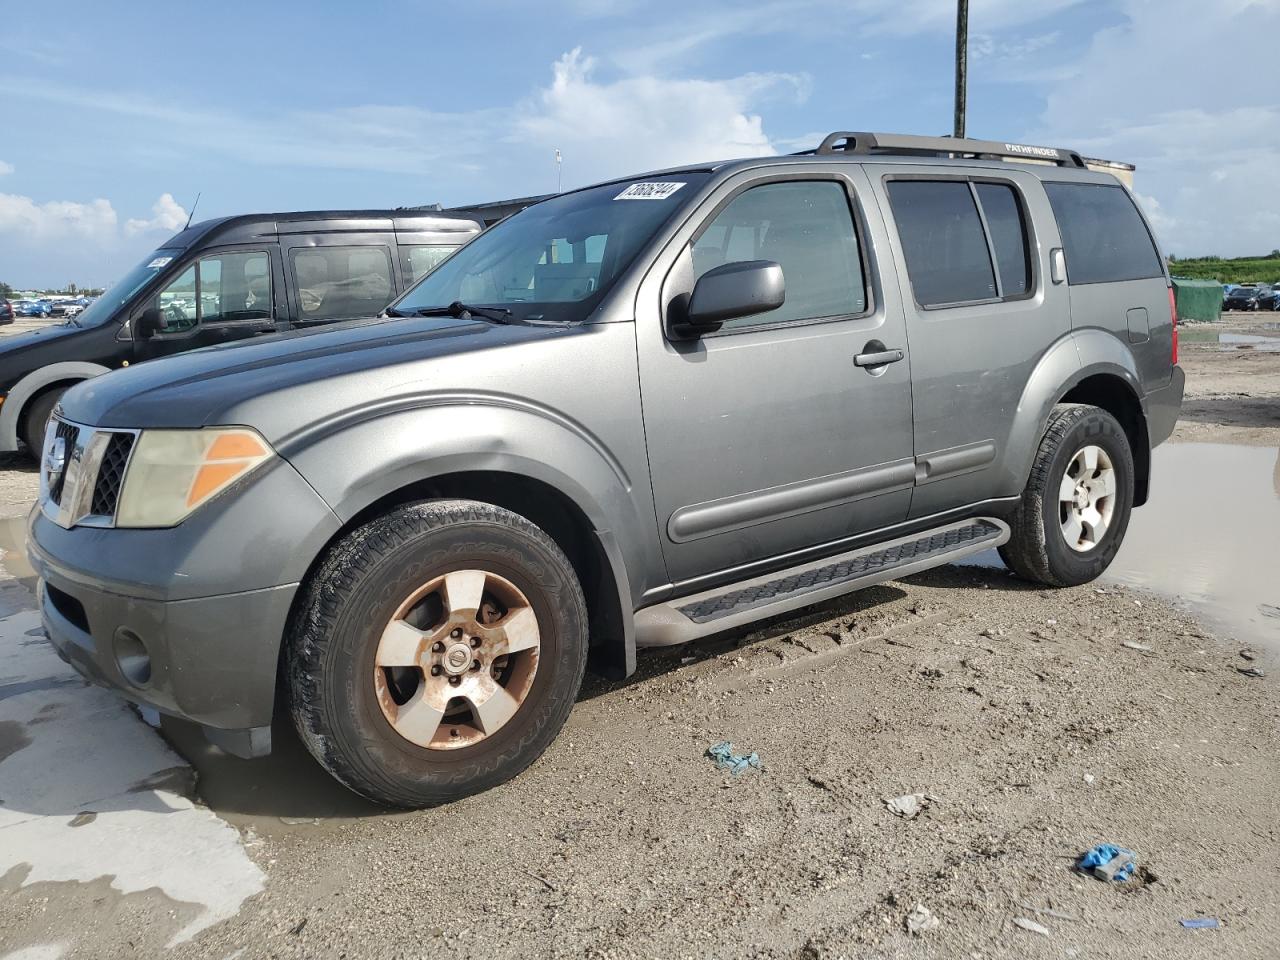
[1145,364,1185,448]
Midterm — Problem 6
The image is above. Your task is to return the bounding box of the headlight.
[115,428,274,528]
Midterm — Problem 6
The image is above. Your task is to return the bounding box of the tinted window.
[888,180,996,306]
[155,264,198,333]
[1043,182,1162,284]
[292,246,394,321]
[975,183,1030,297]
[198,251,272,324]
[691,180,865,330]
[403,245,459,284]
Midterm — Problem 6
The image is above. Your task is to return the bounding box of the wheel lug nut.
[470,636,482,648]
[449,675,461,686]
[432,641,444,652]
[430,665,442,676]
[451,628,463,639]
[472,659,481,671]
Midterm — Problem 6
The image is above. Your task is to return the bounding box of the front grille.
[90,432,135,517]
[48,420,80,506]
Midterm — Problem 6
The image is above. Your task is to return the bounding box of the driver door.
[636,170,916,587]
[133,247,281,361]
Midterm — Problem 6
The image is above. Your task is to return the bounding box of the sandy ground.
[0,322,1277,960]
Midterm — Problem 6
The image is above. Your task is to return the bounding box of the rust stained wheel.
[374,570,541,750]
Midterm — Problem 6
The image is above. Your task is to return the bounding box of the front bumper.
[26,456,344,757]
[1145,364,1186,448]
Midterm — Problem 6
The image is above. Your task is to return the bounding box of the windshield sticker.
[147,256,173,269]
[615,182,686,201]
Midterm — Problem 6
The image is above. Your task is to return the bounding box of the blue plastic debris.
[706,741,762,776]
[1078,843,1137,882]
[1180,918,1220,930]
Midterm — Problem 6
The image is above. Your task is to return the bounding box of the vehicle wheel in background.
[287,499,588,807]
[22,387,67,457]
[999,403,1135,588]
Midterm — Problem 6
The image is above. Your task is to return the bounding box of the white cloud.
[1036,0,1280,256]
[0,193,117,242]
[124,193,188,236]
[519,48,799,178]
[0,161,13,176]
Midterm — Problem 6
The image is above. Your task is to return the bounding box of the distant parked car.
[0,301,13,325]
[12,300,51,318]
[1224,286,1262,311]
[1257,284,1280,311]
[50,297,89,316]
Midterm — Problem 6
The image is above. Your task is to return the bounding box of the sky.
[1,0,1277,287]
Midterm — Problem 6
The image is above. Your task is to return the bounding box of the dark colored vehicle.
[0,300,13,325]
[0,209,481,456]
[1224,286,1262,311]
[31,132,1183,807]
[1256,284,1280,311]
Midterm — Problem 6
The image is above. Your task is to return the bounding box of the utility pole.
[954,0,968,138]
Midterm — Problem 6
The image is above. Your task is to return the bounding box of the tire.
[287,499,588,807]
[21,387,66,457]
[999,404,1135,588]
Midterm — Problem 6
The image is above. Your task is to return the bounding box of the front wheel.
[287,499,588,807]
[999,404,1135,587]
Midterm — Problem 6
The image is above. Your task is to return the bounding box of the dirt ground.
[0,319,1277,960]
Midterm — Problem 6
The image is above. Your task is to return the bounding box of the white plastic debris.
[1013,917,1051,937]
[884,793,928,819]
[905,903,940,935]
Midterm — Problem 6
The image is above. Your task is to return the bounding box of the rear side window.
[403,244,459,284]
[291,246,394,321]
[888,181,997,306]
[1043,182,1162,284]
[690,180,866,330]
[975,183,1030,298]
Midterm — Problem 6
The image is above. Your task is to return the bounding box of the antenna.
[555,150,562,193]
[184,192,202,230]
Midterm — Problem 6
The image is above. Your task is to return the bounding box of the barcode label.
[615,182,686,200]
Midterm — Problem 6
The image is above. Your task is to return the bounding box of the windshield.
[391,174,709,323]
[73,248,184,328]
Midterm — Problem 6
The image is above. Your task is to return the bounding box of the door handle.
[854,347,904,368]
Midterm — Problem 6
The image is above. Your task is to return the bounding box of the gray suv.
[29,132,1184,807]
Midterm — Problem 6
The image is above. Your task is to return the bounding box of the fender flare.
[281,397,651,676]
[0,361,111,451]
[1005,330,1144,495]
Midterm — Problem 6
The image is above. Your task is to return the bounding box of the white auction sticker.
[147,257,174,268]
[615,182,685,200]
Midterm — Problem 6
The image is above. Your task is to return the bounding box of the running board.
[634,518,1008,647]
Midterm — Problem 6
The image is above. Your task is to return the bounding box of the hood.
[0,323,96,392]
[62,316,588,442]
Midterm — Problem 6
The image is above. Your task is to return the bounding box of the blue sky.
[2,0,1277,287]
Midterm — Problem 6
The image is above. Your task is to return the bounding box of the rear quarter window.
[1043,182,1163,285]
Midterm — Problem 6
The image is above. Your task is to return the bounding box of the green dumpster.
[1171,276,1222,322]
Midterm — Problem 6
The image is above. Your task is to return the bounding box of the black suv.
[0,209,481,456]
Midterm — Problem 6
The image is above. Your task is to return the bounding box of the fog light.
[113,628,152,687]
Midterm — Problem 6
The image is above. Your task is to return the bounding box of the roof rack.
[795,131,1087,169]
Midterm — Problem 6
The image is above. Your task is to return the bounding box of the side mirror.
[136,308,163,339]
[676,260,785,337]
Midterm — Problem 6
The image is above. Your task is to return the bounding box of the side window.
[155,264,198,333]
[887,180,996,307]
[292,246,394,321]
[197,251,272,324]
[975,183,1030,298]
[690,180,866,330]
[403,245,459,284]
[1043,182,1162,284]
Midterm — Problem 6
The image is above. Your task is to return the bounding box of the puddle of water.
[1217,333,1280,352]
[965,443,1280,650]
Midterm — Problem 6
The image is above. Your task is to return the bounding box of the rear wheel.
[21,387,66,458]
[999,404,1135,587]
[287,499,588,807]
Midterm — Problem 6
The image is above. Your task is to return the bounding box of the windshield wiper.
[410,301,513,324]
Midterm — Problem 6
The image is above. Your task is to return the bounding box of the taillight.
[1168,285,1178,365]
